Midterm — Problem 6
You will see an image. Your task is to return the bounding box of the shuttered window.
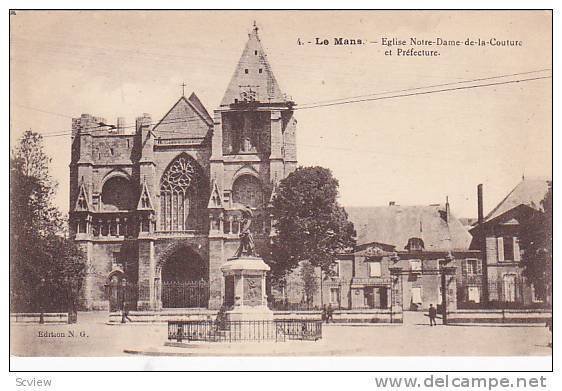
[497,237,505,262]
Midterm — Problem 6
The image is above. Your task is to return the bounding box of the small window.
[109,147,114,156]
[503,236,514,261]
[259,68,263,74]
[468,286,480,303]
[112,251,121,266]
[466,259,478,275]
[411,287,422,305]
[368,261,382,277]
[531,284,544,303]
[330,261,340,277]
[330,287,340,305]
[126,139,130,148]
[244,69,249,74]
[254,50,258,55]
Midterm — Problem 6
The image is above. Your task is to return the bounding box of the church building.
[69,24,297,310]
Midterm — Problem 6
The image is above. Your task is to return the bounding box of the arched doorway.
[160,245,209,308]
[106,271,128,312]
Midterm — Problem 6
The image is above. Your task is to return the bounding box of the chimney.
[477,183,489,304]
[445,196,450,224]
[116,117,125,134]
[477,184,484,225]
[389,201,395,206]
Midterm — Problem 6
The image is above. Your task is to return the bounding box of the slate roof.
[220,25,286,107]
[153,93,212,137]
[483,178,550,223]
[346,205,473,251]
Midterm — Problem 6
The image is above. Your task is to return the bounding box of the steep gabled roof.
[187,92,212,123]
[153,93,212,137]
[483,178,550,223]
[346,204,472,251]
[220,24,286,107]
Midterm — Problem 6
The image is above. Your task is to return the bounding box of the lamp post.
[121,278,128,323]
[39,277,46,324]
[440,252,454,325]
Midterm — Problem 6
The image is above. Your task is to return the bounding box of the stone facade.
[273,202,483,312]
[469,178,551,306]
[69,25,297,311]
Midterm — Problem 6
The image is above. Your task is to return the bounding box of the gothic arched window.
[160,155,201,231]
[101,176,134,211]
[232,175,263,208]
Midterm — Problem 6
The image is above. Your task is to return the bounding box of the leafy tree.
[520,181,552,305]
[10,131,86,312]
[269,166,356,281]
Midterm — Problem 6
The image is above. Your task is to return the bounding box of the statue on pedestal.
[234,205,256,258]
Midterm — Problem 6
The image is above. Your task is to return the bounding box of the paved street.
[10,311,552,357]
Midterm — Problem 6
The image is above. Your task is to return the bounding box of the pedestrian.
[326,303,334,324]
[121,300,132,323]
[428,304,437,326]
[321,304,327,323]
[546,317,552,348]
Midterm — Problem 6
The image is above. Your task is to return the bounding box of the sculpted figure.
[234,205,256,257]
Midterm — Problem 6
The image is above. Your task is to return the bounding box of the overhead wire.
[19,71,550,139]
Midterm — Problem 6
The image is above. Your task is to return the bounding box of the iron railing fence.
[457,276,550,309]
[168,319,322,343]
[161,280,209,308]
[105,282,139,311]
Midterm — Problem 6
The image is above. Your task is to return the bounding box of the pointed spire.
[267,181,278,208]
[220,22,286,107]
[207,180,224,209]
[74,178,90,212]
[137,178,154,211]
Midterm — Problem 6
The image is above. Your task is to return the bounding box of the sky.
[10,10,552,219]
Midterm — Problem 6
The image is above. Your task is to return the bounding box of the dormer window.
[330,260,340,277]
[406,237,424,252]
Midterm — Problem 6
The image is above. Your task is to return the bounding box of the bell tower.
[207,22,298,309]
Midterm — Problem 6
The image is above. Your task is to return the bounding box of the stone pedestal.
[220,256,273,322]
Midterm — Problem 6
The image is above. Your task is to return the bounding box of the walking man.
[326,303,334,324]
[428,304,437,326]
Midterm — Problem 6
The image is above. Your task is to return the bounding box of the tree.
[520,181,552,305]
[10,131,86,312]
[269,166,356,281]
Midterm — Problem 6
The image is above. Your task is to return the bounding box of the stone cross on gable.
[181,82,187,97]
